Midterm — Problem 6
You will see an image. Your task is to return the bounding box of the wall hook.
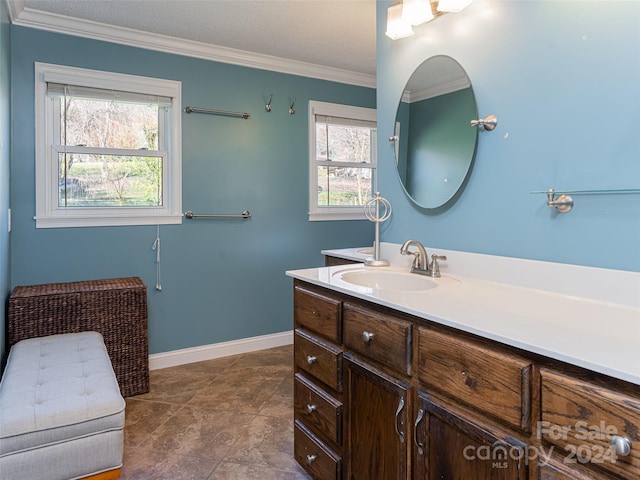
[265,94,273,113]
[288,96,296,115]
[470,114,498,131]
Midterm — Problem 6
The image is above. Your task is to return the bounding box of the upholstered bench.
[0,332,125,480]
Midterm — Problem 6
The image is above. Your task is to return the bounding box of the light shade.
[437,0,473,13]
[402,0,434,26]
[385,2,414,40]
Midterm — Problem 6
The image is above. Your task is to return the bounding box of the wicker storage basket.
[8,277,149,397]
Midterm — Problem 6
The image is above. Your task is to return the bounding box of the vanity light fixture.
[385,1,414,40]
[385,0,473,39]
[402,0,434,25]
[437,0,473,13]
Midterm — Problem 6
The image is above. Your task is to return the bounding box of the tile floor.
[121,344,312,479]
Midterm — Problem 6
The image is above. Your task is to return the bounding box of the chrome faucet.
[400,239,428,271]
[400,240,447,278]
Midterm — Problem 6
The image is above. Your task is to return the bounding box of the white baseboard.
[149,330,294,370]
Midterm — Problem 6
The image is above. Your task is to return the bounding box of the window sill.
[34,213,184,228]
[308,212,368,222]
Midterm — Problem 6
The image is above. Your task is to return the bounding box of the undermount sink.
[337,269,439,292]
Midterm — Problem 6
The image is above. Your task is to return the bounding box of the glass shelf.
[532,188,640,213]
[530,188,640,195]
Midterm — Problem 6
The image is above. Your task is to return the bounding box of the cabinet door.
[345,354,410,480]
[413,392,529,480]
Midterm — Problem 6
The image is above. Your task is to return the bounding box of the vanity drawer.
[540,369,640,479]
[295,420,342,480]
[538,456,613,480]
[294,373,342,446]
[343,302,412,376]
[295,329,343,392]
[294,284,342,343]
[417,327,533,432]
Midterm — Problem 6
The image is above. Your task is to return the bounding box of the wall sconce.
[385,0,473,40]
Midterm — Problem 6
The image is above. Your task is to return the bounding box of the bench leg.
[81,468,121,480]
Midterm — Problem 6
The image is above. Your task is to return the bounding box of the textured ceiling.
[20,0,377,76]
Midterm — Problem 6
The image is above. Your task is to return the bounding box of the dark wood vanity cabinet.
[292,279,640,480]
[324,255,361,267]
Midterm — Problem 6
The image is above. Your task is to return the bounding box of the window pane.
[317,166,329,206]
[316,166,373,207]
[60,97,159,150]
[58,153,162,207]
[316,123,373,164]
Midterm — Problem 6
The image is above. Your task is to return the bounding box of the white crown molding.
[5,0,25,23]
[10,5,376,89]
[405,77,470,103]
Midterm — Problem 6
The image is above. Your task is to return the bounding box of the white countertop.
[289,244,640,385]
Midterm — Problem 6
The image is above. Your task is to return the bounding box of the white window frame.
[35,62,182,228]
[308,100,377,221]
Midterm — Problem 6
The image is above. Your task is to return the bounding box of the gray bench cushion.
[0,332,125,458]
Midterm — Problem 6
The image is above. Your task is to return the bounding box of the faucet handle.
[429,255,447,277]
[410,251,421,269]
[400,248,420,269]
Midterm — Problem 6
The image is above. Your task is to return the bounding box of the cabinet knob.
[306,355,317,365]
[611,435,632,456]
[306,404,317,414]
[362,331,375,343]
[306,454,317,465]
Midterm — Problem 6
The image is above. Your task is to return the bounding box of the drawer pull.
[461,370,467,376]
[395,397,406,443]
[362,331,375,343]
[611,435,632,456]
[306,454,317,465]
[306,404,317,414]
[414,408,425,455]
[306,355,317,365]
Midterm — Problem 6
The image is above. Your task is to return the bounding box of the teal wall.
[0,0,10,364]
[377,1,640,271]
[10,26,374,354]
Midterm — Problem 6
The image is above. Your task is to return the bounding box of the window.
[308,101,377,221]
[35,63,182,228]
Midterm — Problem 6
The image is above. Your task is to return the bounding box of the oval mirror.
[393,55,478,209]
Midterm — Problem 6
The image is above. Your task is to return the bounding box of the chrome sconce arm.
[470,114,497,131]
